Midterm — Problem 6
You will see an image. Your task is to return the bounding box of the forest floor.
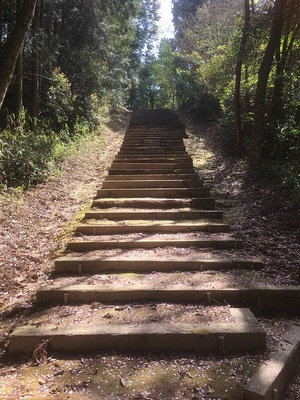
[0,109,300,399]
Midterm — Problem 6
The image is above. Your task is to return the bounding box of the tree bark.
[30,0,41,119]
[12,0,24,118]
[234,0,250,156]
[0,0,37,111]
[249,0,287,167]
[269,0,300,121]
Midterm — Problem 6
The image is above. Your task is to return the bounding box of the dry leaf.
[120,377,127,387]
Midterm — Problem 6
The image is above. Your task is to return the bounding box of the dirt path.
[0,110,299,399]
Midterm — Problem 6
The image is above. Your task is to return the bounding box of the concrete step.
[110,162,193,170]
[119,143,185,148]
[117,151,189,156]
[34,285,300,314]
[84,210,222,220]
[96,188,210,198]
[101,179,203,189]
[124,134,186,138]
[114,155,186,160]
[34,285,300,309]
[118,148,187,153]
[75,222,228,235]
[67,238,242,251]
[108,168,195,176]
[244,323,300,400]
[54,257,263,273]
[91,198,214,210]
[124,130,186,135]
[102,174,200,181]
[114,156,192,163]
[120,142,186,146]
[8,308,266,355]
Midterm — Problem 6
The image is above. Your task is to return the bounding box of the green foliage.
[181,90,221,120]
[0,108,101,189]
[1,0,159,129]
[263,160,300,205]
[0,110,59,188]
[45,67,75,131]
[0,0,162,190]
[172,0,205,37]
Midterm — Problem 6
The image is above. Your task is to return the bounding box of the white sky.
[157,0,174,40]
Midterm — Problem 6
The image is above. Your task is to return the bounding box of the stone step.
[101,179,203,189]
[123,140,187,144]
[117,151,189,156]
[126,126,185,130]
[96,188,210,198]
[67,238,242,251]
[119,143,185,148]
[111,162,193,170]
[125,130,185,135]
[244,323,300,400]
[123,133,185,137]
[118,144,188,148]
[102,174,200,181]
[35,285,300,310]
[8,308,266,355]
[84,210,222,220]
[91,198,214,210]
[120,141,186,146]
[124,134,186,138]
[114,156,191,162]
[104,170,201,181]
[115,154,189,158]
[108,168,194,176]
[75,222,228,235]
[54,257,263,273]
[119,147,187,153]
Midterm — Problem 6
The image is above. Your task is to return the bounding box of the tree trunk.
[234,0,250,156]
[12,0,24,118]
[0,0,37,111]
[269,0,300,121]
[249,0,287,167]
[13,53,23,116]
[30,0,41,119]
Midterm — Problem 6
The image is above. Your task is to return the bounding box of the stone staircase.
[8,111,300,398]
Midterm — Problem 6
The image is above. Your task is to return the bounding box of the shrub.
[0,110,59,188]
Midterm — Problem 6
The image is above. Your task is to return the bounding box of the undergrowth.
[262,159,300,206]
[0,109,103,190]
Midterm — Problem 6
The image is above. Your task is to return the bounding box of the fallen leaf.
[120,377,127,387]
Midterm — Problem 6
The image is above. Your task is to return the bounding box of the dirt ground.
[0,109,300,399]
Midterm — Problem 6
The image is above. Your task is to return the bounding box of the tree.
[127,0,160,108]
[0,0,37,110]
[154,39,178,109]
[269,0,300,122]
[234,0,251,156]
[172,0,204,37]
[250,0,287,166]
[169,0,242,119]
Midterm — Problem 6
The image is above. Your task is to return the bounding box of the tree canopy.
[153,0,299,194]
[0,0,159,187]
